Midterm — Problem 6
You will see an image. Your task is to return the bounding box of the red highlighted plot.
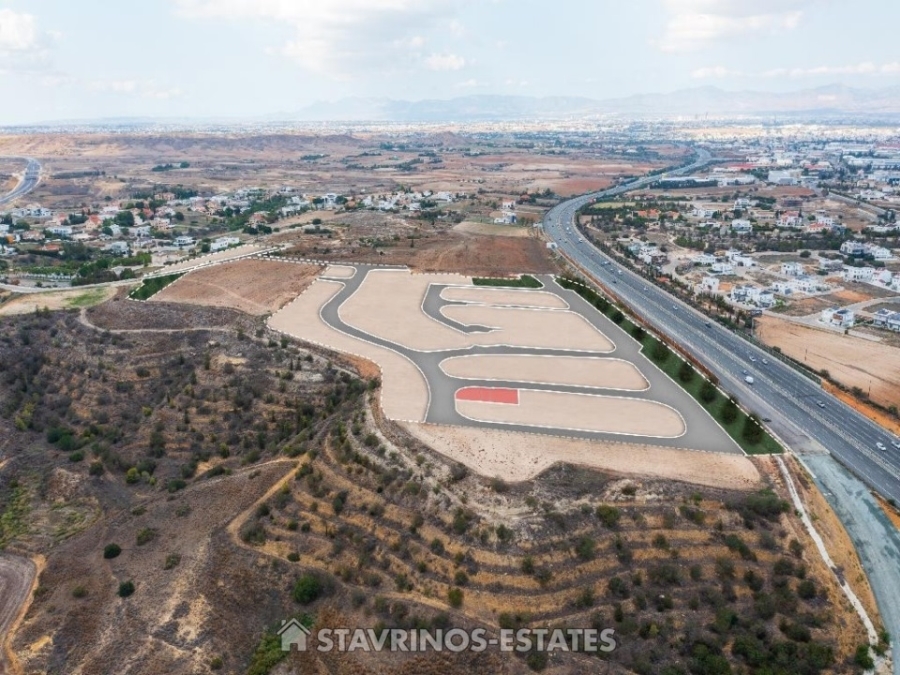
[455,387,520,405]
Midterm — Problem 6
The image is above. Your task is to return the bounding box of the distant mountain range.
[283,85,900,122]
[18,85,900,129]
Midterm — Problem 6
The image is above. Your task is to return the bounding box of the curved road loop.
[544,149,900,672]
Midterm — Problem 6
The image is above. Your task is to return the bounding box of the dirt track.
[0,554,36,675]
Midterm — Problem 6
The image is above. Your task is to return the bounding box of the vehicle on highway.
[704,322,712,328]
[762,417,772,423]
[877,442,887,452]
[745,375,755,385]
[749,356,757,363]
[816,400,825,408]
[741,369,748,375]
[762,359,769,365]
[893,439,900,449]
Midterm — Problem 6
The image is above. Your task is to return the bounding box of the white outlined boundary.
[438,284,569,311]
[556,275,748,456]
[455,387,688,440]
[268,277,432,424]
[439,354,651,393]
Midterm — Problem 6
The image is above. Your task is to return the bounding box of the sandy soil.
[154,245,265,275]
[439,286,568,309]
[456,389,685,438]
[441,304,614,351]
[757,315,900,409]
[339,270,613,352]
[403,423,761,488]
[268,279,429,421]
[322,265,357,279]
[152,259,321,316]
[0,286,118,316]
[452,222,532,237]
[441,354,649,390]
[0,554,38,675]
[823,381,900,436]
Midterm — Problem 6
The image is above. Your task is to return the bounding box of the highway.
[0,157,41,206]
[543,149,900,504]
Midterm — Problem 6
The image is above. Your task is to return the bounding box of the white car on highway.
[877,442,887,452]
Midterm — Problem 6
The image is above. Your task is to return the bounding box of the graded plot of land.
[269,280,429,421]
[0,286,117,316]
[451,221,532,237]
[152,259,322,315]
[440,304,615,352]
[439,286,568,309]
[154,245,266,275]
[757,315,900,409]
[456,389,685,438]
[441,354,649,391]
[402,423,760,488]
[322,265,357,279]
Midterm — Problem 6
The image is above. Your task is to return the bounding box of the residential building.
[840,241,866,257]
[711,262,734,275]
[820,308,855,328]
[781,262,804,277]
[211,236,240,252]
[873,309,900,332]
[699,276,720,294]
[731,219,753,233]
[174,236,195,248]
[842,266,876,283]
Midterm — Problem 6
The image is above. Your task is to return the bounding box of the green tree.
[678,360,695,384]
[700,380,718,404]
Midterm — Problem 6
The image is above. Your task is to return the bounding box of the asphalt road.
[543,152,900,502]
[544,154,900,671]
[0,158,41,207]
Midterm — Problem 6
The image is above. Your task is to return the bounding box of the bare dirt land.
[152,259,322,316]
[404,423,758,488]
[0,286,118,317]
[757,315,900,409]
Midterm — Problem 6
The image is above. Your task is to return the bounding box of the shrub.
[611,310,625,324]
[596,504,621,528]
[797,579,816,599]
[164,553,181,570]
[742,414,764,444]
[631,325,646,341]
[293,574,322,604]
[854,645,874,670]
[447,587,464,608]
[103,543,122,559]
[136,528,157,546]
[118,580,135,597]
[721,397,739,424]
[88,461,104,476]
[677,360,695,384]
[72,585,88,598]
[700,380,718,404]
[521,556,535,575]
[574,536,596,561]
[651,340,670,363]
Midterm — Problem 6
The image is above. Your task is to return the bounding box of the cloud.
[692,61,900,79]
[173,0,467,76]
[657,0,814,52]
[425,52,466,71]
[89,79,183,99]
[0,8,37,52]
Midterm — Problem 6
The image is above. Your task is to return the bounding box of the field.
[757,315,900,409]
[151,259,321,315]
[269,265,756,487]
[0,286,118,316]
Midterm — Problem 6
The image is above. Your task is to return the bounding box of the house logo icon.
[279,619,311,652]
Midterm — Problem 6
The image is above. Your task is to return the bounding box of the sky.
[0,0,899,124]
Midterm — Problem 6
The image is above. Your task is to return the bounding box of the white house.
[211,236,240,252]
[842,266,875,283]
[699,276,720,294]
[820,308,855,328]
[731,285,775,308]
[873,309,900,332]
[792,275,828,293]
[711,262,734,275]
[781,262,804,277]
[693,253,717,265]
[731,219,753,233]
[868,245,893,261]
[777,212,804,228]
[840,241,866,257]
[45,225,73,237]
[174,236,195,248]
[772,281,793,295]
